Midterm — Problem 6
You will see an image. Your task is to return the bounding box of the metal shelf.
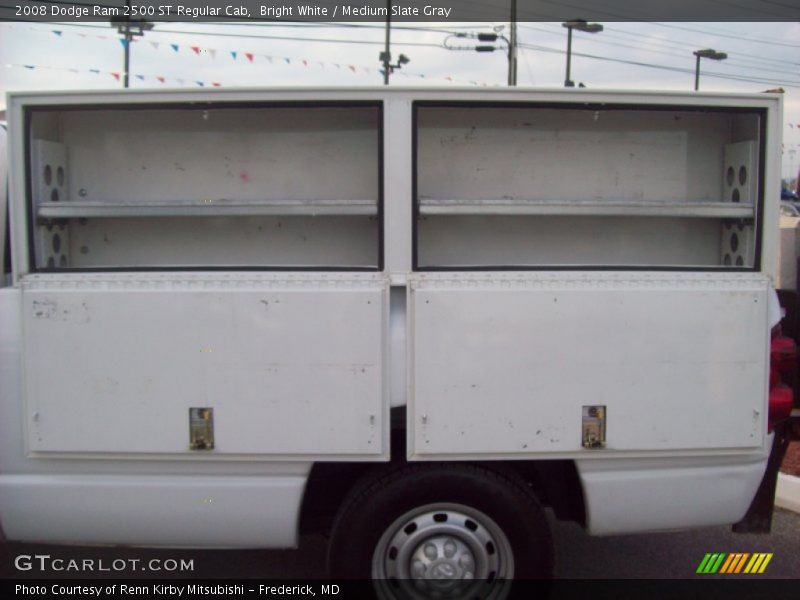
[37,199,378,218]
[419,198,755,218]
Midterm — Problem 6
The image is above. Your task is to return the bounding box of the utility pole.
[379,0,409,84]
[121,20,133,89]
[382,0,391,85]
[508,0,517,86]
[110,1,153,88]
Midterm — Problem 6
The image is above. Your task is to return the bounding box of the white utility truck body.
[0,88,789,583]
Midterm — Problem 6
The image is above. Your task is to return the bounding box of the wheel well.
[298,406,586,535]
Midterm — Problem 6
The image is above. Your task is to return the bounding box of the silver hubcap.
[410,534,475,581]
[372,503,513,599]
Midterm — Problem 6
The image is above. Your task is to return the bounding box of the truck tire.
[327,463,553,598]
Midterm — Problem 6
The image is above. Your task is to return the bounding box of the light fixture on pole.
[379,51,410,82]
[693,48,727,90]
[380,0,411,85]
[562,19,603,88]
[110,1,153,89]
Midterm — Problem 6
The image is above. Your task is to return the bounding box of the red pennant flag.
[302,60,308,67]
[212,82,221,87]
[157,76,166,83]
[245,53,254,63]
[111,72,120,81]
[191,46,201,55]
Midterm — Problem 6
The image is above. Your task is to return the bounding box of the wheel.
[328,464,553,598]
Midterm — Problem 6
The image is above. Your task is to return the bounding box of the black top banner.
[2,0,800,23]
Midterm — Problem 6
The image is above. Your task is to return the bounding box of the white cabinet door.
[22,273,388,459]
[409,272,769,458]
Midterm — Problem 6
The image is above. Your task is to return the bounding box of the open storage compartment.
[28,102,382,270]
[414,102,763,270]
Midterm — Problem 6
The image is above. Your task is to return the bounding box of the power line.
[759,0,800,9]
[518,23,800,79]
[518,42,800,89]
[523,23,799,68]
[6,21,445,48]
[151,27,443,47]
[4,19,799,90]
[650,22,800,49]
[606,32,799,69]
[704,0,795,19]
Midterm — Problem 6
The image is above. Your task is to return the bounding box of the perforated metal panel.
[721,141,757,267]
[31,141,70,269]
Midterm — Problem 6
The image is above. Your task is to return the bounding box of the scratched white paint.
[410,272,770,457]
[22,273,389,458]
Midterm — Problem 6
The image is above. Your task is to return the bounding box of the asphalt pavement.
[2,508,798,580]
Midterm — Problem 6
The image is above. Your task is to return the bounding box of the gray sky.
[1,20,799,178]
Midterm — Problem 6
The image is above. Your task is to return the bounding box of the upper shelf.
[37,198,378,218]
[418,198,756,218]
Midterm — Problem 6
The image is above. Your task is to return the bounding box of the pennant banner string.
[0,23,489,87]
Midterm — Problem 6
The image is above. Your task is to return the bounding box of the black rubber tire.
[327,463,553,591]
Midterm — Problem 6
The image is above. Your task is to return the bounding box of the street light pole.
[693,48,727,90]
[694,53,701,91]
[562,20,603,88]
[564,27,573,87]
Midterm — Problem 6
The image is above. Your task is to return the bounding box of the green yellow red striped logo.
[696,553,773,574]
